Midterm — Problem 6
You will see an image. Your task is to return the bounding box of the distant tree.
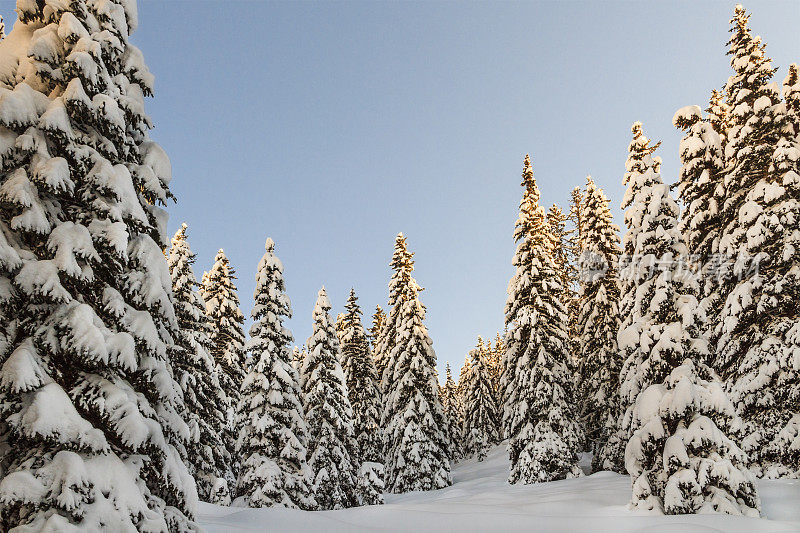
[369,305,386,349]
[487,332,504,411]
[335,312,347,347]
[292,345,305,371]
[462,339,500,460]
[301,288,359,509]
[234,238,314,509]
[168,224,232,503]
[502,155,584,483]
[440,364,464,460]
[340,289,383,465]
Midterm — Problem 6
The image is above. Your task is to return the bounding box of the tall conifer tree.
[0,2,198,529]
[234,238,314,509]
[574,178,623,472]
[615,123,760,515]
[711,6,800,478]
[603,124,662,473]
[203,248,246,482]
[381,234,451,492]
[340,289,383,464]
[301,288,359,509]
[440,363,463,460]
[462,339,500,461]
[502,155,583,483]
[168,225,231,503]
[369,305,386,350]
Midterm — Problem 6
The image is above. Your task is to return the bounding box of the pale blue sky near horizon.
[2,1,797,379]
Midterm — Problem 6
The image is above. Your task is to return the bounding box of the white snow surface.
[197,444,800,532]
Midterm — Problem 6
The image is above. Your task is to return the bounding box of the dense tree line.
[0,2,795,530]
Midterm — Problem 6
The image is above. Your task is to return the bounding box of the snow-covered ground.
[198,444,800,532]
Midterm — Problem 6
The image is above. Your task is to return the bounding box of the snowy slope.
[198,444,800,532]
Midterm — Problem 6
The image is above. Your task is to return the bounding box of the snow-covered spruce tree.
[381,234,451,492]
[547,204,580,371]
[203,248,246,480]
[301,288,359,509]
[707,88,731,143]
[335,312,347,347]
[487,332,504,412]
[340,289,383,465]
[291,345,305,371]
[600,123,663,473]
[713,4,783,378]
[369,305,386,349]
[569,185,585,254]
[573,177,623,472]
[502,155,583,483]
[204,249,247,387]
[0,1,199,529]
[547,204,575,299]
[374,233,413,400]
[785,64,799,136]
[608,123,760,514]
[626,358,760,515]
[462,339,500,461]
[355,461,384,506]
[673,105,726,316]
[168,224,231,503]
[233,238,314,509]
[440,363,464,460]
[712,7,800,478]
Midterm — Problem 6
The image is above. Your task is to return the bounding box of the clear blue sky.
[3,1,797,379]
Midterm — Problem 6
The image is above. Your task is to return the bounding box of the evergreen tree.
[713,6,800,478]
[340,289,383,464]
[547,204,580,371]
[712,4,782,379]
[574,177,623,472]
[673,105,726,313]
[356,462,385,506]
[203,248,246,483]
[462,339,500,461]
[707,88,731,142]
[291,346,304,370]
[569,185,586,256]
[374,234,412,400]
[612,123,759,515]
[168,224,231,503]
[369,305,386,350]
[440,363,463,460]
[785,64,800,136]
[567,186,586,368]
[487,332,504,412]
[602,123,662,473]
[381,234,451,492]
[301,288,359,509]
[0,2,198,529]
[234,238,314,509]
[547,204,575,298]
[502,155,584,483]
[335,312,347,347]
